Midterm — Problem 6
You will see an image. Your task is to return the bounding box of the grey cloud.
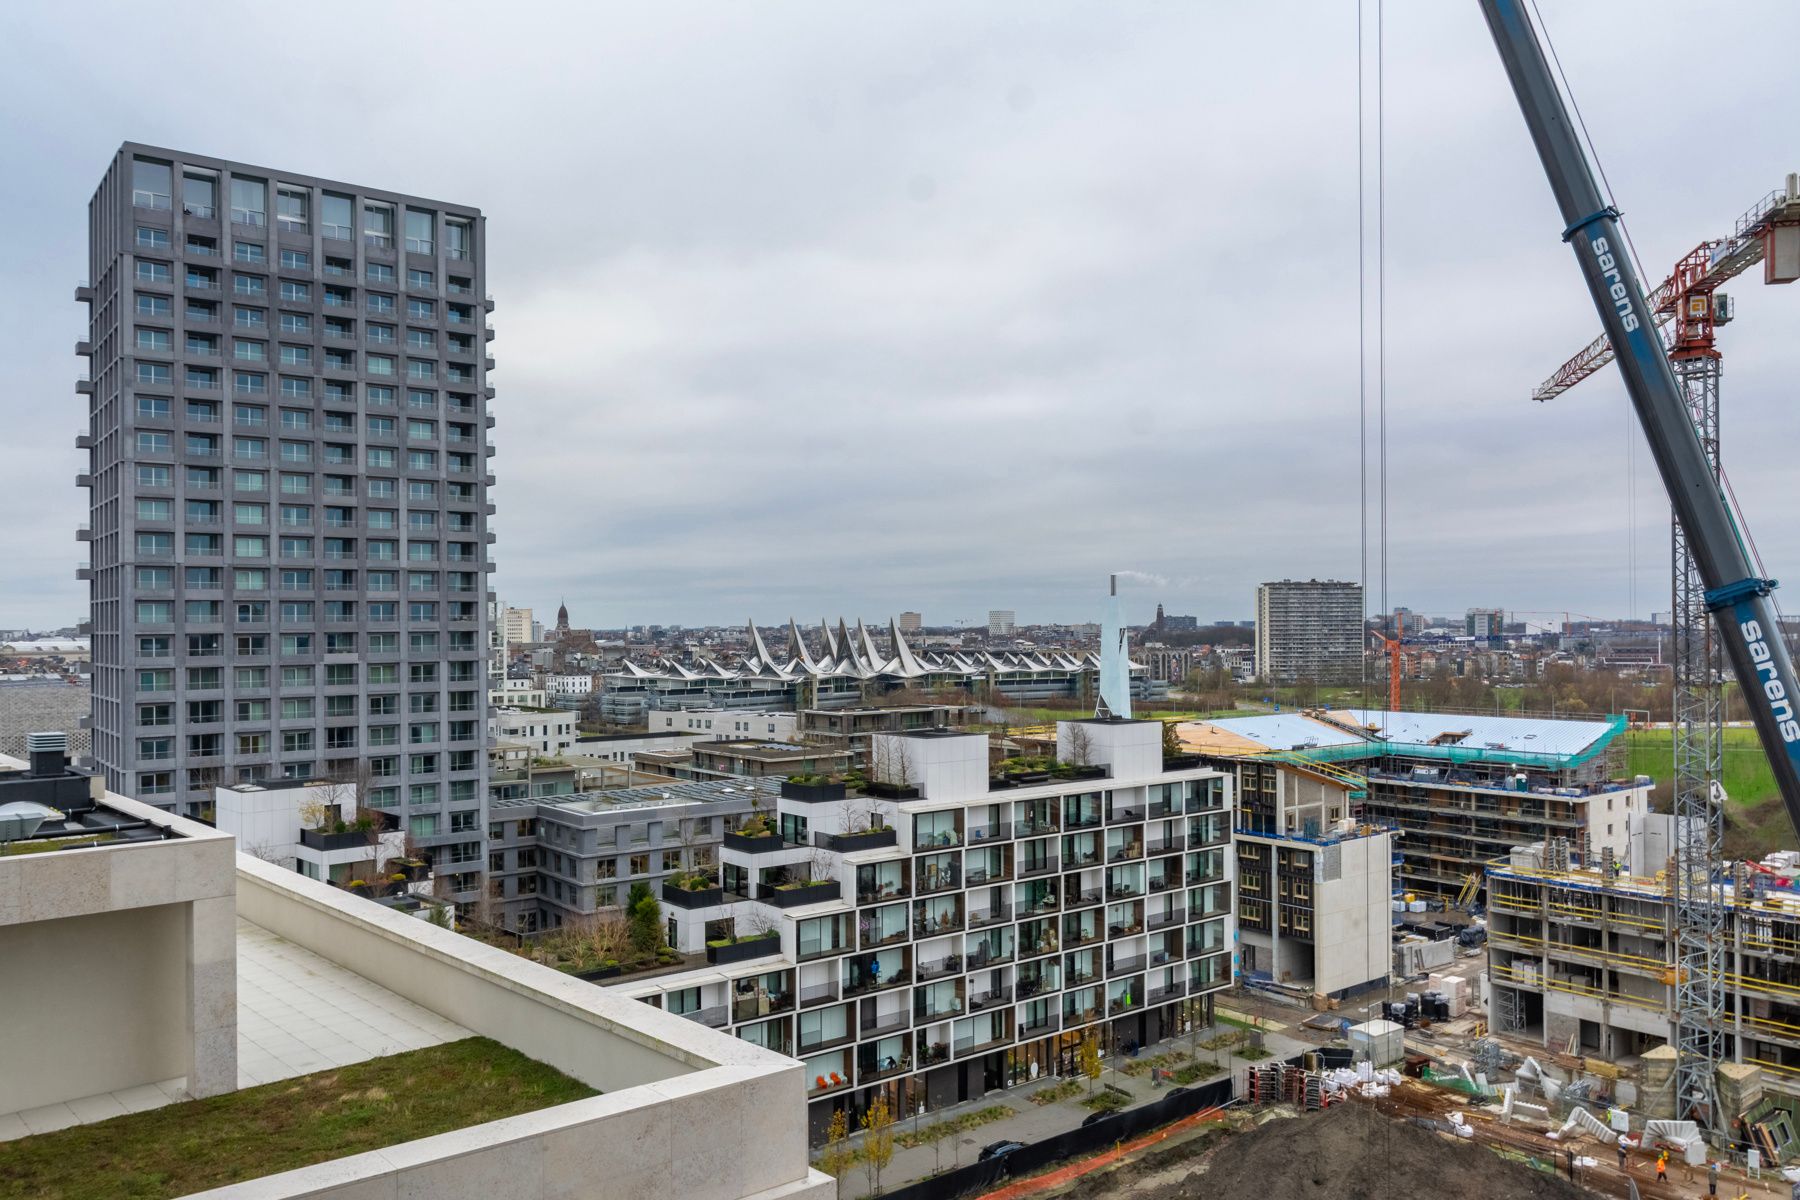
[2,1,1798,631]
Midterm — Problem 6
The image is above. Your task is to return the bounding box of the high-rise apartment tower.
[79,144,495,898]
[1253,579,1363,684]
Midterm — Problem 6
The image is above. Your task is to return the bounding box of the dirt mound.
[1195,1102,1586,1200]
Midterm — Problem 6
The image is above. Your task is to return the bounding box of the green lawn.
[1624,727,1795,858]
[0,1038,597,1200]
[1623,727,1778,808]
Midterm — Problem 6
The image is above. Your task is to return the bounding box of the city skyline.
[5,3,1800,630]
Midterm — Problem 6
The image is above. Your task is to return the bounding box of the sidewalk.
[828,1024,1309,1198]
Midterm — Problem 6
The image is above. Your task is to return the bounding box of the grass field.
[1623,727,1793,858]
[0,1037,597,1200]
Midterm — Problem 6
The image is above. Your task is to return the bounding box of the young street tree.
[1079,1031,1104,1094]
[817,1109,855,1199]
[860,1095,896,1197]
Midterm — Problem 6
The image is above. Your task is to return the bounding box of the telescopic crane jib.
[1480,0,1800,1133]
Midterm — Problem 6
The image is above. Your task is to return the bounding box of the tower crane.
[1482,0,1800,1132]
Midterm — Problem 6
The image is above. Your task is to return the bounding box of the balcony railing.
[968,987,1013,1012]
[1108,954,1146,977]
[680,1005,729,1029]
[967,903,1012,929]
[916,955,963,982]
[1018,856,1060,878]
[860,1009,910,1038]
[799,981,840,1007]
[967,822,1011,845]
[1020,1012,1061,1037]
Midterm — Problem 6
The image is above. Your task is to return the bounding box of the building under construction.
[1179,709,1650,899]
[1487,848,1800,1112]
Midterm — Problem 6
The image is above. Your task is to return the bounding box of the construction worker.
[1617,1140,1628,1173]
[1707,1160,1718,1198]
[1657,1151,1669,1183]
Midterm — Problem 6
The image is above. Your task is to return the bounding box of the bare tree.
[1065,723,1094,767]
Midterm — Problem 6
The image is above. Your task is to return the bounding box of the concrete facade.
[80,145,493,903]
[1254,579,1363,684]
[0,778,237,1117]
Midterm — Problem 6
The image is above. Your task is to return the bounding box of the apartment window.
[406,329,435,351]
[280,248,310,271]
[136,363,172,386]
[184,533,221,555]
[136,497,173,522]
[367,263,396,284]
[363,202,395,248]
[407,298,436,322]
[136,395,171,419]
[321,193,353,240]
[445,219,472,260]
[137,669,174,692]
[404,208,434,254]
[234,274,267,297]
[186,366,220,390]
[187,234,218,257]
[368,323,396,345]
[368,293,396,315]
[182,172,217,218]
[279,280,311,303]
[326,664,358,685]
[136,293,172,317]
[324,285,354,308]
[234,305,266,329]
[407,269,434,291]
[234,371,267,394]
[132,157,172,209]
[234,240,266,264]
[137,260,172,284]
[367,385,394,406]
[135,531,173,557]
[136,226,170,250]
[407,359,435,382]
[230,177,266,226]
[276,186,309,232]
[368,354,395,377]
[279,377,312,400]
[279,566,312,588]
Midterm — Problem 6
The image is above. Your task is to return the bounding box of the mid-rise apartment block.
[79,145,494,897]
[1253,579,1363,684]
[988,609,1016,637]
[614,720,1235,1138]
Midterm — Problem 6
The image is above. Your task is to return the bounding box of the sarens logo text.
[1742,618,1800,742]
[1590,237,1641,332]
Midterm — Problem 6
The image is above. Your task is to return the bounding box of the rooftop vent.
[0,800,62,843]
[25,731,68,779]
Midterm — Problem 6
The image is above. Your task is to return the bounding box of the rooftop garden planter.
[723,829,785,854]
[662,878,725,909]
[707,931,782,965]
[299,827,369,852]
[987,777,1019,791]
[1162,754,1202,769]
[781,778,846,804]
[864,781,919,800]
[821,827,898,853]
[768,879,842,909]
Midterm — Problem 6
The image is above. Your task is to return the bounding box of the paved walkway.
[831,1025,1313,1198]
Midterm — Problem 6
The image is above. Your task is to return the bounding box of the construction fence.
[878,1076,1235,1200]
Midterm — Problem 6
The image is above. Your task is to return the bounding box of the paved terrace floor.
[0,918,467,1142]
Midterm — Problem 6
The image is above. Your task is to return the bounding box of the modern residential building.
[501,606,533,646]
[546,672,594,698]
[898,611,923,634]
[649,707,799,741]
[1253,579,1363,683]
[489,676,547,708]
[79,145,494,901]
[485,777,773,932]
[641,739,855,784]
[493,705,578,756]
[988,609,1017,637]
[1177,709,1649,900]
[614,720,1236,1139]
[598,619,1168,723]
[1485,847,1800,1110]
[792,704,975,770]
[0,749,829,1199]
[1466,607,1507,642]
[1173,719,1395,997]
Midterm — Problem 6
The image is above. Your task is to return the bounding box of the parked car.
[978,1140,1026,1161]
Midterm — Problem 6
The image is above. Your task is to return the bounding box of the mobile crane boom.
[1479,0,1800,834]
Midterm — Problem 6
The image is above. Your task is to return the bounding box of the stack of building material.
[1426,972,1471,1016]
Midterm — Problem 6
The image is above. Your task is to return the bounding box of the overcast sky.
[4,2,1798,632]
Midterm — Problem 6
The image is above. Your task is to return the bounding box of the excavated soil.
[1058,1101,1589,1200]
